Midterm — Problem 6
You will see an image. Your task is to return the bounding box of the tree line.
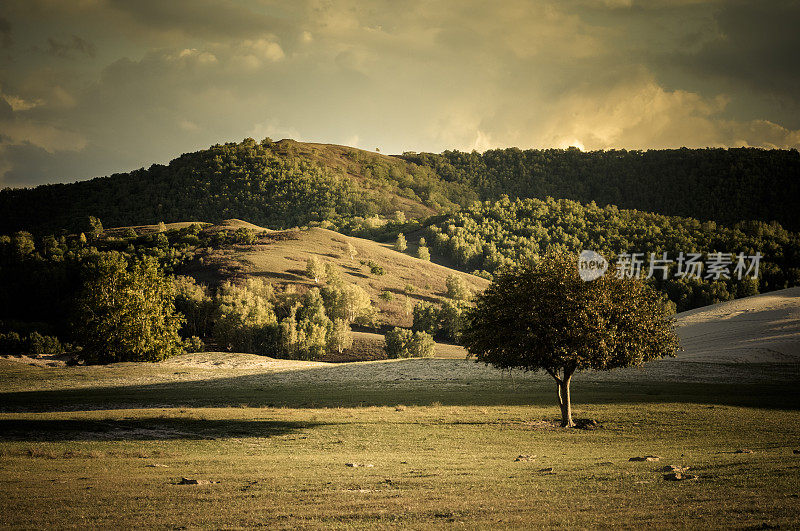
[421,196,800,312]
[402,146,800,231]
[0,138,468,236]
[3,139,798,237]
[0,223,406,363]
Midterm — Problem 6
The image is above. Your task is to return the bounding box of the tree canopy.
[3,140,799,237]
[73,253,184,364]
[403,146,800,231]
[424,196,800,311]
[462,253,680,427]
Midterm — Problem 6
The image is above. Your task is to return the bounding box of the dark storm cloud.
[106,0,287,41]
[46,35,96,58]
[0,142,114,188]
[0,96,12,119]
[676,1,800,99]
[0,16,11,48]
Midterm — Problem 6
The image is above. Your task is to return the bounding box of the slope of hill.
[675,286,800,364]
[420,195,800,311]
[0,139,469,235]
[187,224,489,328]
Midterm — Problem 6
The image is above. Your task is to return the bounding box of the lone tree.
[394,233,408,252]
[462,253,679,427]
[305,256,326,284]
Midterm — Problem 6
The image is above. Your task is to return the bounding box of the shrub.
[368,261,385,275]
[173,276,214,338]
[27,332,65,355]
[233,227,257,244]
[385,327,413,358]
[385,327,435,358]
[379,290,394,301]
[324,262,342,285]
[439,300,466,342]
[321,282,374,324]
[305,256,326,283]
[445,274,471,301]
[412,302,440,335]
[326,318,353,354]
[213,279,277,354]
[394,233,407,252]
[409,331,435,358]
[0,331,25,354]
[183,336,205,353]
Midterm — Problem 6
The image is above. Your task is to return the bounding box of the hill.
[0,139,470,236]
[675,286,800,364]
[403,146,800,231]
[420,195,800,312]
[183,224,488,328]
[0,218,487,361]
[2,138,799,236]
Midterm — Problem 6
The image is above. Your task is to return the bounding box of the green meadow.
[1,355,799,529]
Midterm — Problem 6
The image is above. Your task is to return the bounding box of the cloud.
[1,0,800,186]
[46,35,95,57]
[424,67,800,153]
[498,73,800,151]
[105,0,287,42]
[0,16,11,48]
[247,119,302,142]
[0,111,87,185]
[232,38,285,69]
[1,120,86,153]
[169,48,218,65]
[681,0,800,95]
[0,89,43,111]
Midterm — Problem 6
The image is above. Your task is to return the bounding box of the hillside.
[403,146,800,231]
[2,138,799,236]
[421,196,800,312]
[576,286,800,385]
[0,139,469,236]
[0,218,487,362]
[183,223,489,328]
[675,286,800,364]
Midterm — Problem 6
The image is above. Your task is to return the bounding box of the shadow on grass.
[0,418,326,441]
[1,363,799,412]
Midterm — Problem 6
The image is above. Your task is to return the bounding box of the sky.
[1,0,799,187]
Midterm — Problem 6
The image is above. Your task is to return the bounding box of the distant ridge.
[2,138,799,235]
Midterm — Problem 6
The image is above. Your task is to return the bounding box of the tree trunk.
[558,375,574,427]
[546,367,576,427]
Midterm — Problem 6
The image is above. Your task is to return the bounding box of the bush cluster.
[384,328,435,359]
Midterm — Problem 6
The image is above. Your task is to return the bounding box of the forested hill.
[421,196,800,312]
[2,138,799,235]
[401,147,800,231]
[0,138,473,235]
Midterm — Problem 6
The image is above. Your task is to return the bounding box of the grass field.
[1,354,799,529]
